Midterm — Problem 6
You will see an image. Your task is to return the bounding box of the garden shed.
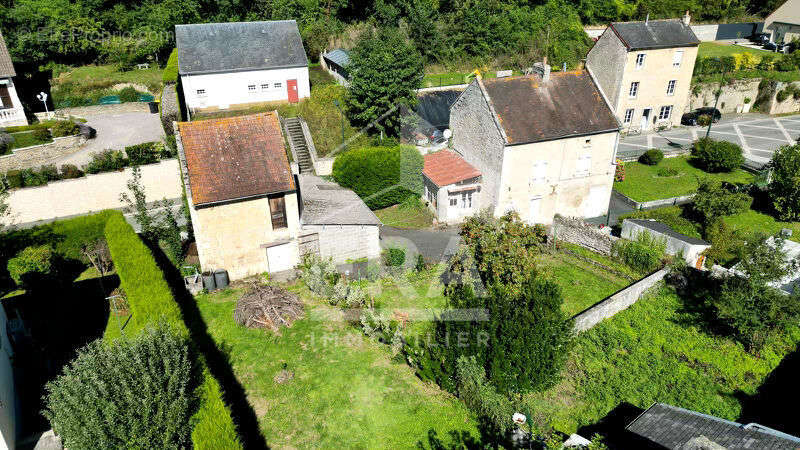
[621,219,710,268]
[321,48,351,86]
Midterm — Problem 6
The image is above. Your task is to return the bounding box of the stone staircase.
[284,117,314,174]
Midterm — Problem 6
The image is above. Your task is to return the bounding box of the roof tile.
[423,149,481,187]
[0,32,16,78]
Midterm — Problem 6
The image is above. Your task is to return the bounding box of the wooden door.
[287,79,298,103]
[0,85,12,109]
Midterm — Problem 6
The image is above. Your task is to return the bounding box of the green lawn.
[50,64,163,108]
[6,130,53,151]
[374,202,435,229]
[422,70,523,88]
[523,285,800,433]
[613,156,754,202]
[724,208,800,243]
[697,42,773,59]
[195,284,479,448]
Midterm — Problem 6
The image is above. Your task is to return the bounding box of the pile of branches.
[233,282,304,331]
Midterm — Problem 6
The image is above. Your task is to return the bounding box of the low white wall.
[622,220,709,266]
[302,224,380,264]
[2,159,181,226]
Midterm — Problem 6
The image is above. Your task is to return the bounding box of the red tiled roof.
[178,112,294,206]
[423,149,481,187]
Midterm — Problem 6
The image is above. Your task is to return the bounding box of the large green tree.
[345,27,423,136]
[769,144,800,221]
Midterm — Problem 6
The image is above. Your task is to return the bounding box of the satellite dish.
[443,129,452,139]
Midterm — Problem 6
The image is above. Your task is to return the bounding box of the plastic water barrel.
[202,271,216,291]
[214,269,229,289]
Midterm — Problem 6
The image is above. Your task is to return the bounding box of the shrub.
[5,169,23,188]
[32,128,51,142]
[697,114,712,127]
[118,86,140,103]
[692,179,753,226]
[50,120,80,137]
[59,164,84,179]
[8,245,55,288]
[757,54,776,70]
[777,89,790,102]
[639,149,664,165]
[125,142,159,166]
[382,247,406,267]
[454,356,514,435]
[85,149,127,174]
[656,167,679,177]
[415,254,426,272]
[360,308,403,352]
[299,255,340,298]
[0,132,13,153]
[162,135,178,158]
[769,144,800,221]
[38,164,60,181]
[21,168,48,187]
[691,137,744,173]
[619,207,702,240]
[332,145,424,209]
[614,159,625,182]
[163,49,179,84]
[612,231,667,273]
[45,323,197,449]
[703,220,745,267]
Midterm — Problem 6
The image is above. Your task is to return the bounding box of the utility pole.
[705,58,726,139]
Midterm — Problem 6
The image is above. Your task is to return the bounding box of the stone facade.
[552,216,618,255]
[572,268,668,332]
[300,224,380,263]
[160,83,180,136]
[768,81,800,115]
[688,79,761,114]
[0,135,85,172]
[585,28,628,111]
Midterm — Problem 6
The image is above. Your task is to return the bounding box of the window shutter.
[269,196,287,229]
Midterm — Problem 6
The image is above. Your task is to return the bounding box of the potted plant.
[742,97,752,113]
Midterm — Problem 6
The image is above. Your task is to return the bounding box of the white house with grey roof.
[175,20,310,115]
[622,218,710,268]
[0,31,26,127]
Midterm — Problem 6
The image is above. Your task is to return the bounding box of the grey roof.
[627,403,800,449]
[323,48,350,68]
[610,19,700,50]
[298,175,381,226]
[175,21,308,75]
[0,31,16,77]
[626,219,709,246]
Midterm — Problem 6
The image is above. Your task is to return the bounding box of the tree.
[120,166,157,239]
[332,145,423,209]
[768,144,800,221]
[691,138,745,173]
[7,245,55,289]
[345,27,423,136]
[692,178,752,227]
[714,234,800,352]
[44,323,198,449]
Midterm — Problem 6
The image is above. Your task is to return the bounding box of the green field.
[724,208,800,243]
[50,64,163,108]
[613,156,754,202]
[697,42,773,59]
[6,130,53,152]
[422,70,523,88]
[374,202,435,229]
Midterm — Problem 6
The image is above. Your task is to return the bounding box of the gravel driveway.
[380,226,462,264]
[54,111,165,167]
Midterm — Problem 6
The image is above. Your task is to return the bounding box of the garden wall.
[2,159,181,226]
[161,84,180,136]
[767,81,800,115]
[613,190,696,210]
[40,102,152,119]
[0,135,86,172]
[572,268,668,332]
[688,79,761,114]
[552,216,618,255]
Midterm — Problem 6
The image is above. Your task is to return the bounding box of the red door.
[287,79,298,103]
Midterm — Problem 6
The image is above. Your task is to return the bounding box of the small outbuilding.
[621,219,710,268]
[423,149,482,224]
[321,48,351,86]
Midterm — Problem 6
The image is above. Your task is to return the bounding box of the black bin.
[213,269,229,289]
[202,271,216,291]
[148,101,159,113]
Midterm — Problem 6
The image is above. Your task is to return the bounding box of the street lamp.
[333,99,345,148]
[705,58,727,139]
[37,92,49,118]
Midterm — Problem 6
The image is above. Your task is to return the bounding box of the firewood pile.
[233,282,304,331]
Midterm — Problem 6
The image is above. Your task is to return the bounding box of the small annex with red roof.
[422,149,482,223]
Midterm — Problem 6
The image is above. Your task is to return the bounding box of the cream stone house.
[442,66,620,225]
[586,14,700,131]
[764,0,800,46]
[0,31,26,127]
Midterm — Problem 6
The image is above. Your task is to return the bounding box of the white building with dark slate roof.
[0,31,26,127]
[175,20,310,115]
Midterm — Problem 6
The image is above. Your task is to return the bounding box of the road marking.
[773,118,796,144]
[618,142,651,149]
[654,135,692,142]
[733,123,783,131]
[710,129,790,143]
[646,134,653,148]
[733,125,749,154]
[690,128,698,140]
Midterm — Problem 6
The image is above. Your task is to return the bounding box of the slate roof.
[626,403,800,449]
[175,21,309,75]
[626,219,709,246]
[298,174,381,225]
[423,149,481,187]
[178,112,295,207]
[610,19,700,50]
[480,72,619,145]
[0,31,16,78]
[322,48,350,68]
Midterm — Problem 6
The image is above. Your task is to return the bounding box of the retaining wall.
[45,102,152,119]
[688,79,761,114]
[161,83,179,136]
[552,216,618,255]
[768,81,800,115]
[614,190,696,210]
[572,268,668,332]
[0,135,86,172]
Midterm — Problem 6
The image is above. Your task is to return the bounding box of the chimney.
[682,10,691,26]
[645,13,649,25]
[533,60,551,82]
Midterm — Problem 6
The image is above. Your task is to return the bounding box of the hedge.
[332,145,424,209]
[103,214,241,449]
[163,49,179,84]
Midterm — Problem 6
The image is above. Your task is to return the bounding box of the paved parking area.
[618,114,800,167]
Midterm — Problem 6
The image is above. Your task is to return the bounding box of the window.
[672,50,684,68]
[269,195,287,229]
[635,53,646,69]
[658,105,673,121]
[274,82,282,89]
[261,83,270,90]
[248,84,256,92]
[449,197,457,207]
[576,154,591,176]
[531,161,548,184]
[584,138,592,147]
[629,82,639,98]
[196,89,206,97]
[623,108,635,124]
[666,80,676,96]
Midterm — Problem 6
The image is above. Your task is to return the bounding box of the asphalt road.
[618,113,800,167]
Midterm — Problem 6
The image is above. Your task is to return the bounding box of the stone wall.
[301,224,381,264]
[767,81,800,115]
[46,102,152,119]
[0,135,86,172]
[572,268,668,332]
[161,83,180,136]
[614,190,696,210]
[552,216,618,255]
[585,27,628,111]
[688,79,761,114]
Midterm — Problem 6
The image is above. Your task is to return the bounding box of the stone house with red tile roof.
[0,31,26,127]
[443,67,620,225]
[422,149,482,223]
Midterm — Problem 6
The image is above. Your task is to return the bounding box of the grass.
[723,208,800,243]
[7,130,53,151]
[523,285,800,434]
[697,42,773,59]
[613,156,754,202]
[374,202,435,229]
[422,70,523,88]
[50,64,163,108]
[194,283,479,448]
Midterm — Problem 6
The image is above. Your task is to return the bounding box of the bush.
[44,323,197,448]
[118,86,140,103]
[125,142,159,166]
[612,231,667,273]
[691,137,744,173]
[162,135,178,158]
[639,149,663,165]
[38,164,60,182]
[697,114,712,127]
[0,132,13,153]
[21,168,48,187]
[8,245,55,288]
[769,144,800,221]
[454,356,514,435]
[614,159,625,182]
[5,169,23,188]
[299,255,340,298]
[382,247,406,267]
[163,49,179,84]
[32,128,51,142]
[50,120,80,137]
[85,149,127,174]
[59,164,84,179]
[360,308,403,351]
[656,167,679,177]
[692,179,753,226]
[332,145,424,209]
